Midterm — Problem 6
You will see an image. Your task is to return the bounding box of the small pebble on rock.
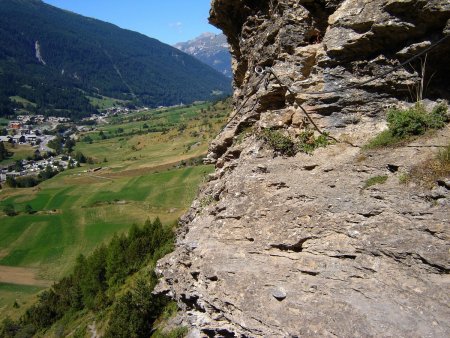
[272,287,287,301]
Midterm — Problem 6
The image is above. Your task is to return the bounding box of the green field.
[0,100,230,319]
[0,165,212,278]
[0,283,44,320]
[86,95,125,109]
[85,101,225,142]
[2,143,35,166]
[9,96,37,108]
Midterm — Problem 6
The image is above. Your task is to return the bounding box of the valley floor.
[0,100,230,320]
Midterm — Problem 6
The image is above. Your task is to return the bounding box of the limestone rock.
[156,0,450,336]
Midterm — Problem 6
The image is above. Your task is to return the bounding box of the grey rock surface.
[174,33,232,78]
[156,0,450,336]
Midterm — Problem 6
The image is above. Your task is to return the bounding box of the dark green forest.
[0,218,176,338]
[0,0,231,119]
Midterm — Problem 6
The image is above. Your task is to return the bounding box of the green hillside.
[0,0,231,119]
[0,100,231,326]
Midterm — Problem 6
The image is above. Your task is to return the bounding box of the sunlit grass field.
[0,165,212,279]
[0,99,230,318]
[2,143,35,166]
[86,95,125,109]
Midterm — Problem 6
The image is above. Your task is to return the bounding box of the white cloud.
[169,21,183,34]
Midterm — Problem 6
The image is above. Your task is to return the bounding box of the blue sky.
[43,0,221,45]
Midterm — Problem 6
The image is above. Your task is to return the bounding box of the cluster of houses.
[0,134,39,145]
[0,114,78,183]
[105,106,133,115]
[13,114,71,125]
[81,106,153,123]
[0,107,143,184]
[0,155,78,183]
[82,106,134,124]
[2,114,72,146]
[9,115,70,130]
[5,119,41,145]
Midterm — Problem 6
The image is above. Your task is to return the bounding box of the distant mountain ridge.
[0,0,231,119]
[174,33,232,78]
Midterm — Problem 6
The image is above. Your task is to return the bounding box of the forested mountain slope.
[0,0,231,119]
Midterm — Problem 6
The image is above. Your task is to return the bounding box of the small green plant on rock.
[427,103,449,129]
[260,128,331,156]
[260,129,296,156]
[365,103,449,149]
[387,104,428,138]
[199,195,214,208]
[398,171,410,185]
[296,130,331,154]
[363,175,388,189]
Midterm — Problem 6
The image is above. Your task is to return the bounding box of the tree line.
[5,165,59,189]
[0,218,175,338]
[0,142,11,161]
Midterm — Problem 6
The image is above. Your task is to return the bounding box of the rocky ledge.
[156,1,450,337]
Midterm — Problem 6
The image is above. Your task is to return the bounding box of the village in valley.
[0,114,76,184]
[0,106,156,184]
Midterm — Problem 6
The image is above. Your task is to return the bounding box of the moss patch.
[363,175,388,189]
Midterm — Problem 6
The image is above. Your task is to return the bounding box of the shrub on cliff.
[366,103,449,148]
[260,129,296,156]
[260,129,331,156]
[295,130,331,154]
[388,103,448,138]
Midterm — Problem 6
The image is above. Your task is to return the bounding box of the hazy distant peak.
[199,32,216,39]
[174,33,232,78]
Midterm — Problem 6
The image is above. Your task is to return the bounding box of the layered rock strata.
[156,1,450,336]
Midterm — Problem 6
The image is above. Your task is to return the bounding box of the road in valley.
[39,135,55,152]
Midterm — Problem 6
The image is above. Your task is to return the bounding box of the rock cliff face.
[156,1,450,337]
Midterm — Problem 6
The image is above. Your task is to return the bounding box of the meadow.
[0,100,230,319]
[86,95,125,110]
[2,143,35,166]
[0,283,43,320]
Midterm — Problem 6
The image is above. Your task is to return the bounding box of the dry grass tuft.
[407,143,450,188]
